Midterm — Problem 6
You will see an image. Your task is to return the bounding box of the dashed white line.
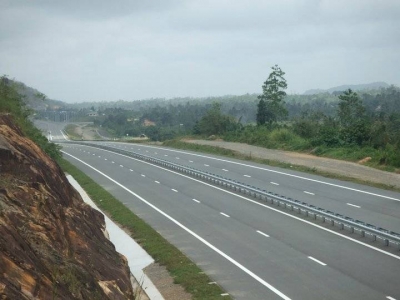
[304,191,315,195]
[189,160,193,163]
[220,212,230,218]
[270,182,279,186]
[98,156,101,158]
[192,199,201,203]
[111,161,115,164]
[386,296,396,300]
[257,230,270,238]
[244,175,251,178]
[155,181,160,184]
[164,154,168,156]
[104,158,108,160]
[346,203,361,208]
[129,169,133,172]
[176,157,180,159]
[120,165,123,167]
[171,189,178,192]
[155,152,158,154]
[222,169,229,172]
[308,256,326,266]
[221,293,230,297]
[204,164,209,167]
[141,174,146,177]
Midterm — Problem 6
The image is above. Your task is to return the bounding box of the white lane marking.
[222,169,229,172]
[346,203,361,208]
[155,181,160,184]
[386,296,396,300]
[308,256,327,266]
[111,143,400,202]
[164,154,168,156]
[189,160,193,163]
[98,156,101,158]
[171,189,178,192]
[105,158,108,160]
[129,169,133,172]
[141,174,146,177]
[208,282,217,285]
[61,151,291,300]
[93,153,96,156]
[111,161,115,164]
[120,165,123,167]
[257,230,270,238]
[244,175,251,178]
[66,145,400,261]
[204,164,209,167]
[220,212,230,218]
[176,157,180,159]
[155,152,158,154]
[271,182,279,186]
[221,293,230,296]
[192,199,201,203]
[304,191,315,195]
[146,150,149,152]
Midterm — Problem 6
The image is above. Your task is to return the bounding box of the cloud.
[0,0,399,102]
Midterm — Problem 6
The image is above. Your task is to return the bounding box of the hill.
[304,82,390,95]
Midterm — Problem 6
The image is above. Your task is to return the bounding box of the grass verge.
[56,157,230,300]
[162,140,400,193]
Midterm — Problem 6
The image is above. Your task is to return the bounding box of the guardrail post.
[384,239,389,246]
[339,223,344,230]
[360,230,365,237]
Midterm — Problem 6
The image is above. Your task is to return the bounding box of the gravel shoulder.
[184,139,400,190]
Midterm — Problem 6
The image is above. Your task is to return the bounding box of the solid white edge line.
[257,230,270,238]
[61,150,292,300]
[171,189,178,192]
[244,175,251,177]
[304,191,315,195]
[308,256,327,266]
[154,181,160,184]
[108,142,400,202]
[386,296,396,300]
[220,212,230,218]
[346,203,361,208]
[63,146,400,261]
[222,169,229,172]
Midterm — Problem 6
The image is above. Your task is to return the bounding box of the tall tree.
[256,64,288,125]
[337,89,369,145]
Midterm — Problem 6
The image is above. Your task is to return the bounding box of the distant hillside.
[9,79,66,110]
[304,82,390,95]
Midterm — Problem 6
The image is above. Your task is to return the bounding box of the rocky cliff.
[0,114,134,299]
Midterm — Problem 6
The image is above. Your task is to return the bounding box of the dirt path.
[184,139,400,189]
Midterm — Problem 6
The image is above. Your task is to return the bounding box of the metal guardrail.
[65,141,400,250]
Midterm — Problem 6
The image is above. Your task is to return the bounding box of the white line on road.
[164,154,168,156]
[221,293,230,297]
[257,230,270,238]
[204,164,209,167]
[105,158,107,160]
[65,146,400,261]
[304,191,315,195]
[61,151,292,300]
[176,157,180,159]
[120,165,123,167]
[141,174,146,177]
[346,203,361,208]
[308,256,326,266]
[220,212,230,218]
[111,161,115,164]
[129,169,133,172]
[189,160,193,163]
[222,169,229,172]
[171,189,178,192]
[244,175,251,178]
[192,199,201,203]
[270,182,279,186]
[386,296,396,300]
[115,143,400,202]
[155,181,160,184]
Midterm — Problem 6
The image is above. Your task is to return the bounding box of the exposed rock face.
[0,115,134,299]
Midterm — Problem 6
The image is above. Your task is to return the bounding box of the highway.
[58,140,400,300]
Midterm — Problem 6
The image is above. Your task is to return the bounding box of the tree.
[196,102,238,136]
[337,89,369,145]
[256,65,288,125]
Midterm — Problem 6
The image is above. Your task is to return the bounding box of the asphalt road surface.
[40,122,400,299]
[59,141,400,300]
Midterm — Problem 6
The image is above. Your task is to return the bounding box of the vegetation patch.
[57,158,230,299]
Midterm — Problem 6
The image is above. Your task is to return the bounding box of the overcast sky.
[1,0,399,103]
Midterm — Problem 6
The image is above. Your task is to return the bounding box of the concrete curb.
[67,175,164,300]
